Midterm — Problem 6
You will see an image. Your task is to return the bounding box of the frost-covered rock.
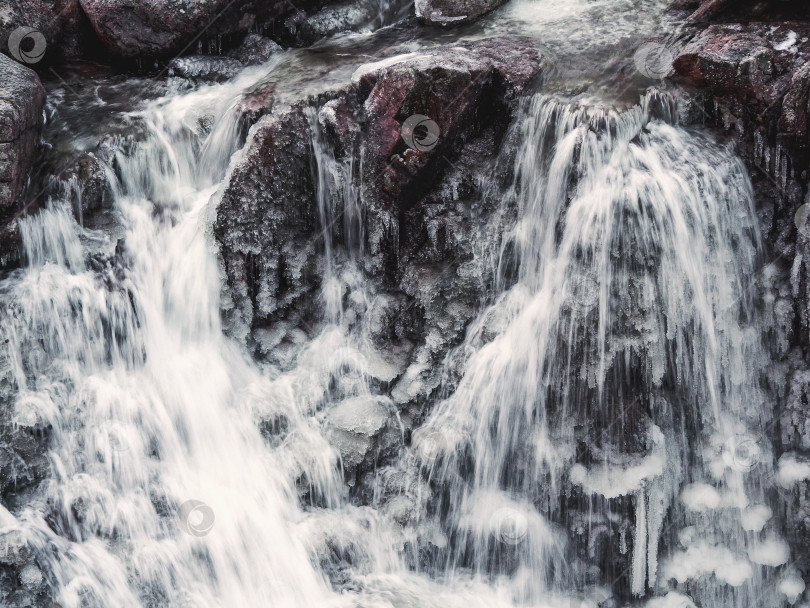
[325,395,400,477]
[415,0,509,26]
[168,56,244,82]
[215,38,545,484]
[227,34,282,66]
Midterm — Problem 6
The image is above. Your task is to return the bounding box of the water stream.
[0,1,801,607]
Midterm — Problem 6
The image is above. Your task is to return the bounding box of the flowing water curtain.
[412,91,777,606]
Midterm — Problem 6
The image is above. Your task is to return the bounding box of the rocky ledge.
[214,37,545,484]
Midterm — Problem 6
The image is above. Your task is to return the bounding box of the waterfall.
[0,53,796,608]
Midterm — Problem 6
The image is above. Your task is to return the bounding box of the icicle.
[632,490,648,597]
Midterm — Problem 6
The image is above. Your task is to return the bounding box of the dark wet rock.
[168,56,244,82]
[236,81,278,123]
[227,34,282,66]
[78,0,306,57]
[275,1,379,47]
[687,0,733,22]
[415,0,508,26]
[215,104,319,341]
[0,53,46,268]
[356,38,544,269]
[0,53,46,212]
[1,0,64,64]
[670,0,810,22]
[215,38,545,483]
[57,151,113,222]
[673,24,807,115]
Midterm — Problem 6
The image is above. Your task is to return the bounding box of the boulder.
[415,0,508,26]
[227,34,282,66]
[356,38,543,196]
[0,52,46,215]
[273,1,379,47]
[168,55,244,82]
[78,0,302,57]
[672,24,807,113]
[215,38,545,473]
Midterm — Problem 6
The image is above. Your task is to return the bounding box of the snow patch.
[779,575,806,604]
[741,504,772,532]
[569,426,665,498]
[778,453,810,487]
[662,542,753,586]
[774,30,798,52]
[748,537,790,567]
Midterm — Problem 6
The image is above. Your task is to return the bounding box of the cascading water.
[407,93,791,607]
[0,15,802,608]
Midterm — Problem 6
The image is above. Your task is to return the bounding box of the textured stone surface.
[78,0,304,57]
[214,38,546,476]
[0,53,46,213]
[414,0,508,26]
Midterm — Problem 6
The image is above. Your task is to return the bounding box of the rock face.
[78,0,304,57]
[0,53,46,265]
[1,0,76,63]
[414,0,508,26]
[214,37,545,479]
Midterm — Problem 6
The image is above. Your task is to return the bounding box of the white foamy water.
[0,13,800,608]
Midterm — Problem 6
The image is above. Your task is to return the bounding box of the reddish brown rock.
[357,37,545,208]
[674,24,810,117]
[215,37,546,347]
[78,0,303,57]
